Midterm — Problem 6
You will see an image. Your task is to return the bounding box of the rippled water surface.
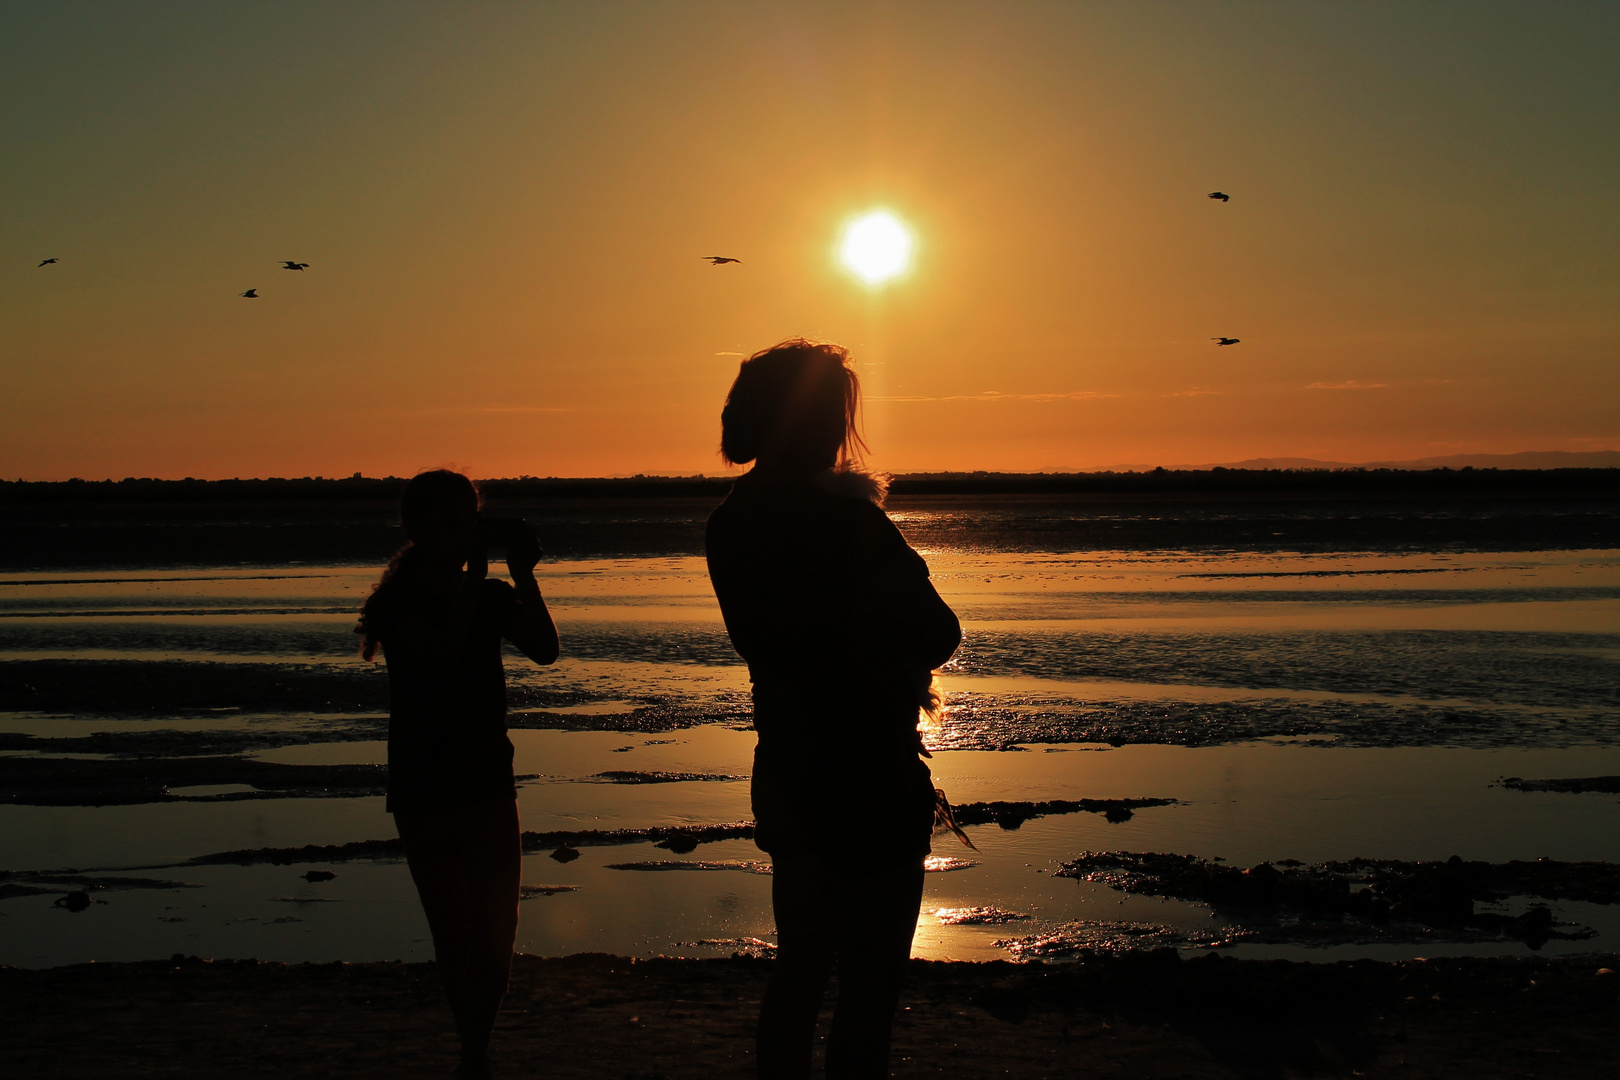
[2,524,1617,967]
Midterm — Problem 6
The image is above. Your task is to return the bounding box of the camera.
[475,515,536,554]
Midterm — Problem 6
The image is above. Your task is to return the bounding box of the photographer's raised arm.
[501,522,560,665]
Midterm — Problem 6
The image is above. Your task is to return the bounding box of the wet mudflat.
[1,492,1617,968]
[10,736,1620,967]
[3,951,1618,1078]
[1026,853,1620,953]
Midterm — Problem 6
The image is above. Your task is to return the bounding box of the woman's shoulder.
[811,468,888,506]
[707,470,895,540]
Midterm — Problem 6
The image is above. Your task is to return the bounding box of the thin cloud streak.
[466,406,572,413]
[871,391,1119,403]
[1305,381,1390,391]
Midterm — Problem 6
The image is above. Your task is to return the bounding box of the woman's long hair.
[355,469,481,660]
[720,339,870,475]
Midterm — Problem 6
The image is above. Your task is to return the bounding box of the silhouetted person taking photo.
[357,469,559,1080]
[706,340,962,1079]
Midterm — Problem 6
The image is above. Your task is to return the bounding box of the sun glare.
[839,210,913,285]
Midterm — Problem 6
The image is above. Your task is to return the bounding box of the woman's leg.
[824,859,926,1080]
[759,854,839,1080]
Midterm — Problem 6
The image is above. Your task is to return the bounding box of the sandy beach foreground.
[4,951,1617,1078]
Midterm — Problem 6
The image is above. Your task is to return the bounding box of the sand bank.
[4,951,1617,1078]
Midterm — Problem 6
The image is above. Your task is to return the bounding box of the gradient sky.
[3,1,1616,479]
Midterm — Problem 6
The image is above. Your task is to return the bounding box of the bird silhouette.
[241,289,259,298]
[702,256,742,265]
[1212,337,1240,346]
[1208,192,1230,202]
[37,258,58,267]
[281,261,309,271]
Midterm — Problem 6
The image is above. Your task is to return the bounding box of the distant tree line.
[0,468,1616,504]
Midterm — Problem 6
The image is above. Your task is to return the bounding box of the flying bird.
[702,256,742,265]
[1212,337,1240,346]
[241,288,259,298]
[281,260,309,271]
[1208,192,1230,202]
[37,258,58,267]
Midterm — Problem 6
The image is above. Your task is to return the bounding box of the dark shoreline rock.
[0,872,198,904]
[589,771,748,784]
[933,906,1031,925]
[1058,851,1619,947]
[1501,775,1620,794]
[951,797,1177,828]
[17,822,763,874]
[519,884,577,897]
[0,722,388,759]
[0,755,387,806]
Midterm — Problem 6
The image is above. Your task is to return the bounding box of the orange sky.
[3,2,1617,479]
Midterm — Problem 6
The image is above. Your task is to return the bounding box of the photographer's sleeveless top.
[368,577,519,813]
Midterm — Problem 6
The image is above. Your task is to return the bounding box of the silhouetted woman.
[705,340,961,1079]
[357,470,559,1080]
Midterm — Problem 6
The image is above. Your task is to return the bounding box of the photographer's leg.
[396,812,478,1064]
[456,800,522,1075]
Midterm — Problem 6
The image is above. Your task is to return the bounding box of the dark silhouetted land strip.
[0,755,387,806]
[1056,852,1620,950]
[1501,775,1620,794]
[5,468,1618,503]
[2,469,1617,568]
[2,951,1616,1077]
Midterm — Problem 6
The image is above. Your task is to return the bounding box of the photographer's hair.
[720,339,867,473]
[356,469,481,660]
[398,468,480,542]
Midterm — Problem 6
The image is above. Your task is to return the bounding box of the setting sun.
[839,210,913,285]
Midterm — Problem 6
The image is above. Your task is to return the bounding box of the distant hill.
[1191,456,1365,471]
[1360,451,1620,470]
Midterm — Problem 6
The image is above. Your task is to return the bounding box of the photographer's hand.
[504,523,558,664]
[465,536,490,584]
[505,522,543,584]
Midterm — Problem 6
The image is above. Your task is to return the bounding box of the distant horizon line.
[7,449,1620,485]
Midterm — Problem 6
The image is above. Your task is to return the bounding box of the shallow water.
[2,541,1617,967]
